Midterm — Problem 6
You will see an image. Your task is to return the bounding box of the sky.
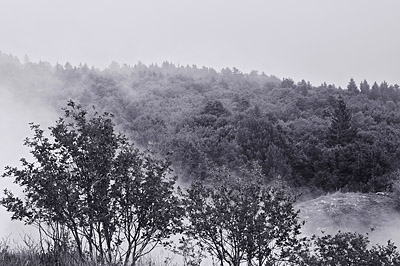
[0,0,399,87]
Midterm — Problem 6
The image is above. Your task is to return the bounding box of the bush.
[183,169,304,266]
[300,231,400,266]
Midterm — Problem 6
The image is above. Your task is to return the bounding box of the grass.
[0,238,180,266]
[3,190,399,265]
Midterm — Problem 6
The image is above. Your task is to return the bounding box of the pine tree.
[370,82,381,100]
[328,95,358,146]
[360,79,370,95]
[347,78,359,95]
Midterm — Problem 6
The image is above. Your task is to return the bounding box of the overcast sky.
[1,0,399,87]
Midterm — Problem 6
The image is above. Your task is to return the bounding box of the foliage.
[300,231,400,266]
[347,78,359,95]
[171,237,206,266]
[3,52,400,193]
[235,113,291,179]
[327,95,358,146]
[360,80,370,95]
[1,101,182,266]
[183,169,304,266]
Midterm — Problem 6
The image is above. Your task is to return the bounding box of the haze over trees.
[2,52,400,265]
[2,52,400,194]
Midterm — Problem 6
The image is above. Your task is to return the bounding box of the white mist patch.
[0,87,57,243]
[296,192,400,247]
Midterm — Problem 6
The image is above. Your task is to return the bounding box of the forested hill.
[2,52,400,194]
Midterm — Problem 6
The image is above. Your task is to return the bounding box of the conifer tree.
[360,79,370,95]
[347,78,359,95]
[328,95,358,146]
[370,82,381,100]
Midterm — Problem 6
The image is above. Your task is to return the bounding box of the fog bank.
[0,87,56,242]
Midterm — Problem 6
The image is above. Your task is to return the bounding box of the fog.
[0,86,56,242]
[1,1,400,88]
[297,192,400,248]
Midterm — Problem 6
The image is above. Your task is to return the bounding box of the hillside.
[297,192,400,246]
[2,52,400,194]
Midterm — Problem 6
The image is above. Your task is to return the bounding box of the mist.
[296,192,400,248]
[2,1,400,88]
[0,86,57,242]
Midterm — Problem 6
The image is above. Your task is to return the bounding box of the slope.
[296,192,400,246]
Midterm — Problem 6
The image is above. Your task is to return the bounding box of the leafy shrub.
[300,231,400,266]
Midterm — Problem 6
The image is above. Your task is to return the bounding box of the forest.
[1,52,400,265]
[2,52,400,194]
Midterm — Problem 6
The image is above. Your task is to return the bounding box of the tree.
[328,95,358,146]
[1,101,182,266]
[370,82,381,100]
[360,79,370,95]
[281,78,295,89]
[201,100,231,117]
[183,169,304,266]
[236,115,291,179]
[296,80,312,95]
[347,78,359,95]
